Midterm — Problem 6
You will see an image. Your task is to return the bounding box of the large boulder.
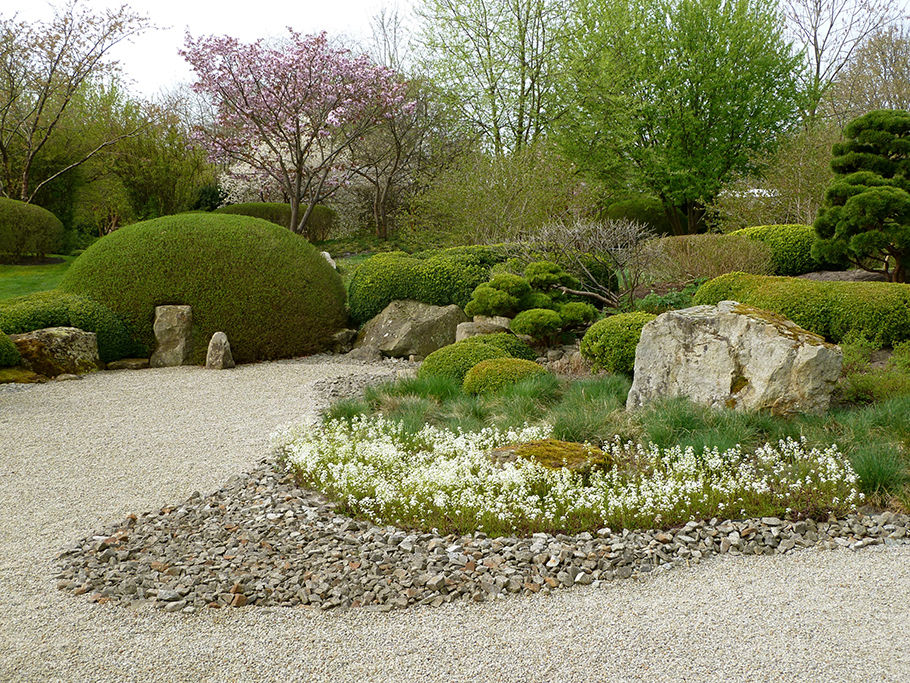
[627,300,842,416]
[150,305,193,368]
[357,300,469,359]
[9,327,101,377]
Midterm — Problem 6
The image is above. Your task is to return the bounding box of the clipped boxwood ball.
[730,224,818,275]
[462,357,548,394]
[0,197,64,261]
[461,332,537,361]
[418,341,510,383]
[511,308,563,340]
[0,290,137,362]
[0,328,21,367]
[580,311,656,375]
[59,214,346,363]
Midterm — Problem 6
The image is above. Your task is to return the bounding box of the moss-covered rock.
[488,439,611,473]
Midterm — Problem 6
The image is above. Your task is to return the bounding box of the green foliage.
[559,301,599,328]
[348,246,507,325]
[0,328,20,367]
[812,110,910,282]
[838,334,910,404]
[215,202,337,238]
[0,290,136,362]
[646,233,774,282]
[730,224,820,275]
[59,214,345,363]
[523,261,574,290]
[603,194,683,236]
[550,375,632,443]
[635,282,702,314]
[510,308,563,341]
[462,357,548,394]
[580,311,656,375]
[417,340,511,383]
[464,273,531,317]
[693,272,910,345]
[559,0,802,234]
[0,198,64,261]
[460,332,537,361]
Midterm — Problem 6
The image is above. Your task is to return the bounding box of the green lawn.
[0,256,73,300]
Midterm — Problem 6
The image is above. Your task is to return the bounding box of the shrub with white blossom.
[274,415,862,536]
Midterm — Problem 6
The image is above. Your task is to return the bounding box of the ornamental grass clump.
[275,416,862,536]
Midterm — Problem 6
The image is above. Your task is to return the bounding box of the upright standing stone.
[205,331,235,369]
[150,305,193,368]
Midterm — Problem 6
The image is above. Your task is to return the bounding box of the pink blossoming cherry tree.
[181,30,411,238]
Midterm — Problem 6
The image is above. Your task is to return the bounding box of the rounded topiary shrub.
[580,311,656,375]
[461,332,537,361]
[730,224,819,275]
[0,198,64,262]
[0,290,136,362]
[560,301,599,328]
[59,214,346,363]
[214,202,336,238]
[511,308,563,341]
[0,328,20,367]
[418,341,511,383]
[462,357,548,394]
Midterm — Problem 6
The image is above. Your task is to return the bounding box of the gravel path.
[1,360,908,682]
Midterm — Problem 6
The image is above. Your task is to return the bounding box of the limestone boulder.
[205,332,235,369]
[357,300,469,358]
[10,327,102,377]
[626,300,842,416]
[150,305,193,368]
[455,319,510,342]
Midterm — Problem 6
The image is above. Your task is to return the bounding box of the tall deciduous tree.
[181,30,411,237]
[0,1,150,203]
[783,0,906,120]
[415,0,568,155]
[558,0,802,234]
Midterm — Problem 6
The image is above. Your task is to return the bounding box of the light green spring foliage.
[0,198,64,261]
[460,332,537,361]
[462,357,548,394]
[730,224,819,275]
[694,272,910,345]
[0,328,20,367]
[417,340,511,383]
[510,308,564,341]
[580,311,656,375]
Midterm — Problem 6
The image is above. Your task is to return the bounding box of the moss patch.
[489,438,612,473]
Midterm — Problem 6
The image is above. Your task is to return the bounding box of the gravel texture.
[1,357,909,682]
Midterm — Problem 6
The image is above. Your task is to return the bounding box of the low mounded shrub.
[0,329,20,367]
[0,198,64,262]
[580,311,657,375]
[215,202,337,239]
[510,308,563,342]
[462,357,548,394]
[464,273,531,317]
[348,246,508,325]
[645,233,773,282]
[559,301,599,328]
[0,290,136,362]
[461,332,537,361]
[59,214,346,363]
[730,224,819,276]
[604,194,683,236]
[417,341,511,383]
[693,272,910,345]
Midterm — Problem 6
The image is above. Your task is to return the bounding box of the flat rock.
[627,300,842,416]
[106,358,150,371]
[205,332,235,369]
[9,327,102,377]
[150,305,193,368]
[455,320,510,342]
[357,300,468,358]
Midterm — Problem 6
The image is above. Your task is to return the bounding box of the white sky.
[2,0,414,97]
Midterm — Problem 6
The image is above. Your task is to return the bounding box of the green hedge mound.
[463,357,547,394]
[510,308,563,341]
[59,214,346,363]
[0,290,136,362]
[418,341,511,383]
[693,272,910,345]
[0,198,64,261]
[214,202,336,237]
[348,246,508,325]
[0,328,20,367]
[580,312,656,375]
[460,332,537,361]
[730,224,818,276]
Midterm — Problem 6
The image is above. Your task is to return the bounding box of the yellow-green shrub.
[460,333,536,361]
[0,329,20,367]
[417,340,511,383]
[462,357,548,394]
[510,308,563,341]
[730,224,818,275]
[693,272,910,344]
[580,312,656,375]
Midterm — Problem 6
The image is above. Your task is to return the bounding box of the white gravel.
[1,359,908,683]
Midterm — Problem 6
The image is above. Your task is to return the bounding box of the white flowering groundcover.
[274,415,863,535]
